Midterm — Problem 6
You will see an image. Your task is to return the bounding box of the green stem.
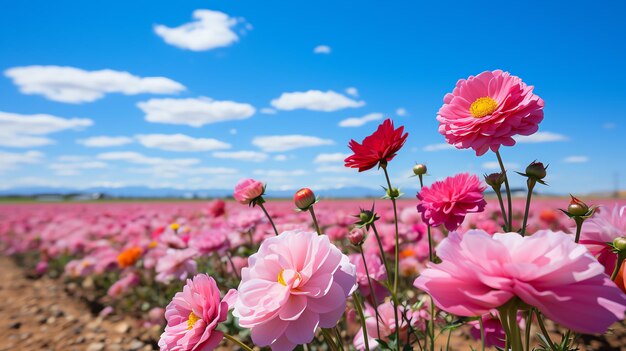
[429,298,435,351]
[224,333,255,351]
[370,223,393,288]
[359,247,381,339]
[225,252,241,280]
[495,150,513,232]
[508,306,523,351]
[418,175,434,262]
[520,180,535,236]
[535,311,557,351]
[309,206,322,235]
[610,251,626,280]
[382,167,400,351]
[495,188,510,231]
[321,328,340,351]
[445,327,452,351]
[258,202,279,236]
[574,217,583,243]
[353,293,371,351]
[524,309,532,351]
[334,326,345,351]
[479,317,485,351]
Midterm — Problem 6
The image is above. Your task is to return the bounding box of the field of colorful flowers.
[1,70,626,351]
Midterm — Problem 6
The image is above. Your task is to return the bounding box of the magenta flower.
[233,230,357,351]
[158,274,230,351]
[467,312,508,348]
[579,204,626,275]
[416,173,487,231]
[414,230,626,334]
[233,178,265,205]
[437,70,544,156]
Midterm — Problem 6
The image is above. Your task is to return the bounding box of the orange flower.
[539,209,557,224]
[615,260,626,294]
[117,247,142,268]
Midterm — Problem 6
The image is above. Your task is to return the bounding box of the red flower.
[344,119,408,172]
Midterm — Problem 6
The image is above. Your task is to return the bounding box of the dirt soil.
[0,256,624,351]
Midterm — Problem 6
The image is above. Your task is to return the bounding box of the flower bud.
[567,195,589,216]
[413,164,427,176]
[359,210,374,223]
[613,237,626,252]
[294,188,316,210]
[348,228,366,246]
[525,161,547,180]
[387,187,400,199]
[484,172,505,189]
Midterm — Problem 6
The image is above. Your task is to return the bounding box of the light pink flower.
[353,301,422,350]
[579,204,626,275]
[349,253,388,304]
[156,248,198,284]
[417,173,487,231]
[437,70,545,156]
[158,274,229,351]
[189,230,229,255]
[233,230,357,351]
[414,230,626,334]
[107,272,140,298]
[233,178,265,205]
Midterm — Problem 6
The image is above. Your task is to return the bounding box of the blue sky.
[1,0,625,195]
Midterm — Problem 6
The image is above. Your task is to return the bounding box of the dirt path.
[0,256,158,351]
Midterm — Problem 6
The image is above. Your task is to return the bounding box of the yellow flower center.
[170,223,180,231]
[469,97,498,118]
[277,269,287,286]
[277,269,301,287]
[187,311,200,330]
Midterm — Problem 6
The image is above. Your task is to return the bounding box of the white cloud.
[229,129,238,135]
[339,112,383,127]
[260,108,277,115]
[138,97,255,127]
[603,122,616,129]
[129,165,238,179]
[49,159,107,176]
[5,66,184,103]
[0,111,93,147]
[270,90,365,112]
[77,136,133,147]
[316,166,350,173]
[212,151,268,162]
[514,132,568,143]
[273,155,288,161]
[396,108,407,116]
[252,135,334,152]
[154,9,248,51]
[314,153,349,163]
[563,156,589,163]
[423,143,456,152]
[0,150,44,173]
[313,45,331,54]
[345,87,358,97]
[482,162,519,170]
[136,134,230,152]
[97,151,199,166]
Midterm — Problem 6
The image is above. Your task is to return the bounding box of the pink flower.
[158,274,229,351]
[156,248,198,284]
[233,178,265,205]
[417,173,487,231]
[467,312,507,348]
[349,253,388,304]
[189,230,229,255]
[353,301,422,350]
[437,70,544,156]
[414,230,626,334]
[579,204,626,275]
[233,230,357,351]
[107,272,140,298]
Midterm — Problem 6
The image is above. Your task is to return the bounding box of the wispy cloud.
[396,108,407,116]
[0,111,92,147]
[482,161,519,170]
[252,135,334,152]
[514,132,568,143]
[154,9,249,51]
[313,45,331,54]
[77,136,133,147]
[136,134,231,152]
[5,66,184,103]
[212,151,268,162]
[138,97,255,127]
[423,143,455,152]
[563,156,589,163]
[339,112,383,127]
[0,150,44,173]
[271,90,365,112]
[97,151,199,166]
[314,153,349,163]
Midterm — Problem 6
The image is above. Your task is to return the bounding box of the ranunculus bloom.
[159,274,229,351]
[414,230,626,334]
[416,173,487,231]
[155,248,198,283]
[437,70,544,156]
[345,118,408,172]
[117,246,142,268]
[233,231,357,351]
[467,312,507,348]
[233,178,265,205]
[349,253,388,303]
[353,301,422,350]
[579,204,626,275]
